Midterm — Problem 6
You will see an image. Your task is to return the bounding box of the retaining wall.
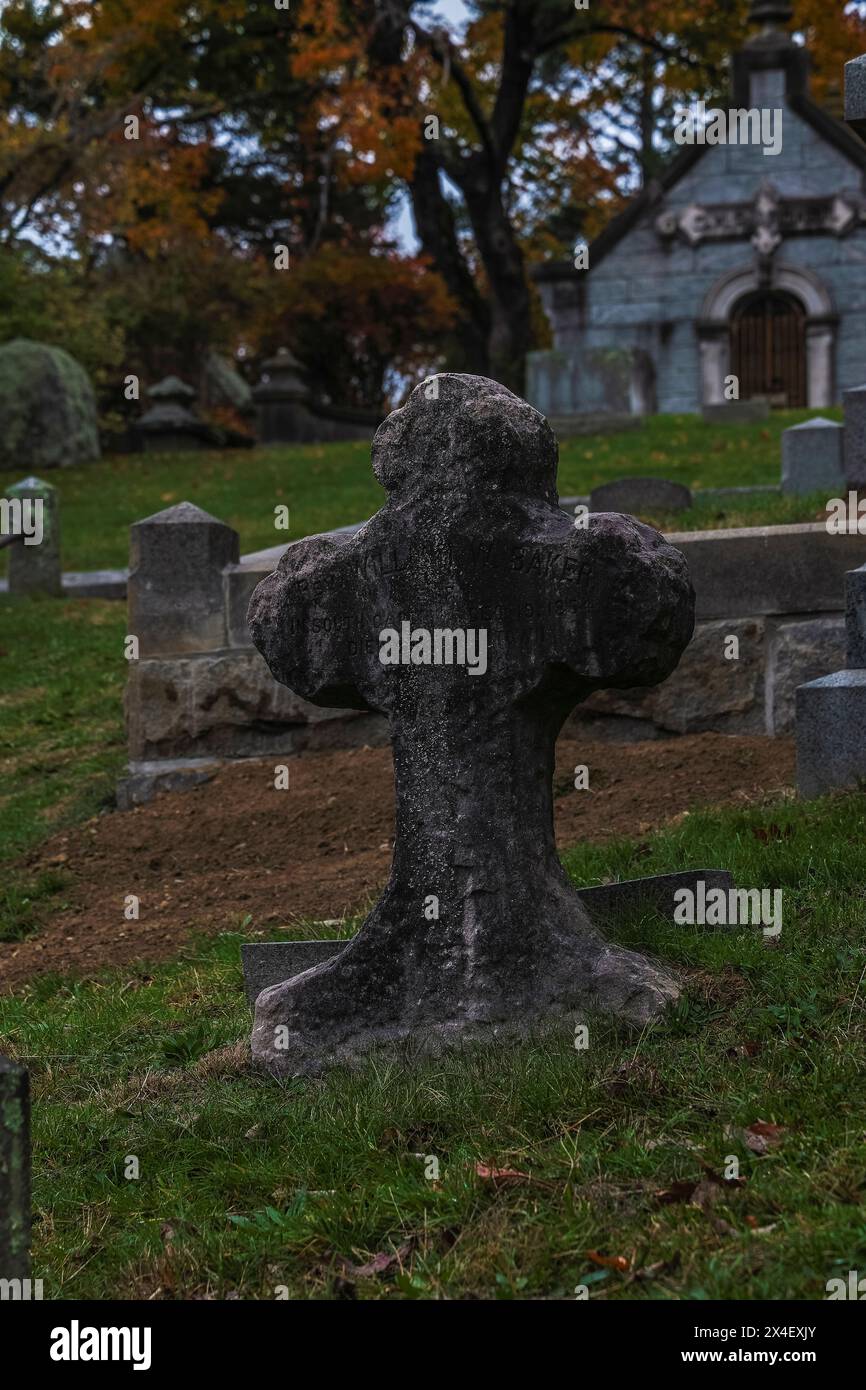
[120,510,866,801]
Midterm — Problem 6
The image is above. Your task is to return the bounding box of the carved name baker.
[248,375,695,1074]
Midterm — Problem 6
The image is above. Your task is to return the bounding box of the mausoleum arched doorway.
[729,289,807,407]
[697,264,836,409]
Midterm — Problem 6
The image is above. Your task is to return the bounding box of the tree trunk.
[462,181,532,392]
[408,149,491,375]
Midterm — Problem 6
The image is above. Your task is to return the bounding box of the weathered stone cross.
[248,375,694,1074]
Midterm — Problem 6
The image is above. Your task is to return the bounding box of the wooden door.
[730,290,807,407]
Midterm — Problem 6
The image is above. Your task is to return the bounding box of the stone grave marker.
[0,1055,30,1282]
[843,384,866,490]
[796,563,866,797]
[781,418,845,496]
[2,475,61,596]
[127,500,239,657]
[589,477,692,515]
[245,374,697,1074]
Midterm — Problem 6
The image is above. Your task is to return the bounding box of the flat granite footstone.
[589,477,692,514]
[247,373,695,1075]
[241,869,735,1006]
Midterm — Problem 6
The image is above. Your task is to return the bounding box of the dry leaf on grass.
[744,1121,786,1154]
[340,1240,414,1280]
[654,1164,746,1207]
[475,1162,532,1184]
[585,1249,630,1272]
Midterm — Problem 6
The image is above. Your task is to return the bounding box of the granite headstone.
[843,384,866,490]
[796,563,866,797]
[3,475,61,596]
[781,418,845,496]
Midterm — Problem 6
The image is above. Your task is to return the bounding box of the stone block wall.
[121,510,866,800]
[571,613,846,740]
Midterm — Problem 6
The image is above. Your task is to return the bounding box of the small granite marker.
[781,418,845,496]
[246,374,695,1074]
[127,500,239,657]
[0,1055,30,1281]
[589,477,692,515]
[796,563,866,797]
[3,475,61,597]
[842,385,866,491]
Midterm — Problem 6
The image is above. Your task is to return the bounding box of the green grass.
[0,408,842,575]
[0,596,127,866]
[1,406,860,1300]
[1,790,864,1301]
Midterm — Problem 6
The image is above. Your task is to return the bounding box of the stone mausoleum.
[528,1,866,418]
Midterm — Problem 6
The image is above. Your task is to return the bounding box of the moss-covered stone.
[0,338,100,470]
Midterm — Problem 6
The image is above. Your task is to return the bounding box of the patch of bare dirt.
[0,733,794,992]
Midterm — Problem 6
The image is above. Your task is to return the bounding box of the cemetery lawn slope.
[0,596,126,878]
[0,408,840,575]
[0,789,864,1301]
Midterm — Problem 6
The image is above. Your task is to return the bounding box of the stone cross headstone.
[2,475,61,596]
[0,1055,30,1281]
[246,375,695,1074]
[780,418,845,496]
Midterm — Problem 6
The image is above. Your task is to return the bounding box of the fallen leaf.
[654,1179,700,1206]
[475,1163,532,1184]
[341,1240,414,1279]
[585,1249,629,1272]
[654,1165,745,1207]
[744,1120,786,1154]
